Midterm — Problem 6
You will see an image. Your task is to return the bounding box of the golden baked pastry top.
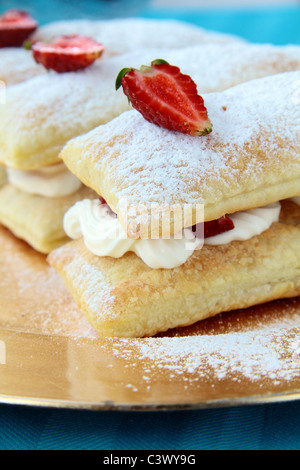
[60,71,300,238]
[1,42,300,171]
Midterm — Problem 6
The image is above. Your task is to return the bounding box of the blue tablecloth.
[1,1,300,450]
[1,401,300,450]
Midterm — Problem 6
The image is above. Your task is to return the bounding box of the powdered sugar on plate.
[1,226,300,393]
[139,328,300,382]
[103,325,300,386]
[0,226,97,338]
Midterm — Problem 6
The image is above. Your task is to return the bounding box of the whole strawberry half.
[32,35,105,73]
[116,59,212,136]
[0,9,38,48]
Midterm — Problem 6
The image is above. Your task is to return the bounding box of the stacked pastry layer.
[2,41,300,169]
[1,17,243,87]
[2,18,238,252]
[1,18,300,338]
[49,69,300,337]
[0,48,46,87]
[60,70,300,238]
[2,40,300,253]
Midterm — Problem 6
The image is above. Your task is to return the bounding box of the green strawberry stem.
[151,59,169,66]
[115,67,134,90]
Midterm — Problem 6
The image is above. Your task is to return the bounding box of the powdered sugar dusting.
[107,326,300,384]
[0,226,97,338]
[0,48,46,86]
[79,71,300,210]
[67,252,117,321]
[3,41,300,170]
[1,59,131,163]
[110,42,300,95]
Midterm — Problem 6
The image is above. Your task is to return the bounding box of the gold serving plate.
[0,225,300,410]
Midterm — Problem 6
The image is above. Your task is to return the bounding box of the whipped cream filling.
[64,200,200,269]
[64,199,281,269]
[7,163,82,198]
[291,197,300,206]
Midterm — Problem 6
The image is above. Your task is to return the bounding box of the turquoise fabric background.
[1,1,300,44]
[0,1,300,450]
[1,400,300,450]
[141,5,300,45]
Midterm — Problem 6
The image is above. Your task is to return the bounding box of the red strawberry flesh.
[203,215,235,238]
[191,215,235,239]
[32,35,105,73]
[0,9,38,47]
[118,61,212,136]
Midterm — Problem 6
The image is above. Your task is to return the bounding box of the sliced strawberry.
[116,59,212,136]
[32,35,105,73]
[192,215,235,239]
[204,215,235,238]
[0,9,38,48]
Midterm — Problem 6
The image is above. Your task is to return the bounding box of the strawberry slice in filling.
[190,215,235,239]
[203,215,235,238]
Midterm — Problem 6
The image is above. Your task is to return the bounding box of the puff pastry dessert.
[2,17,235,87]
[0,45,130,251]
[60,71,300,238]
[1,41,300,171]
[0,21,265,255]
[48,71,300,337]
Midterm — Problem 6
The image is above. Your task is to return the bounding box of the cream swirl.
[205,202,281,245]
[64,199,281,269]
[63,199,200,269]
[7,163,82,197]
